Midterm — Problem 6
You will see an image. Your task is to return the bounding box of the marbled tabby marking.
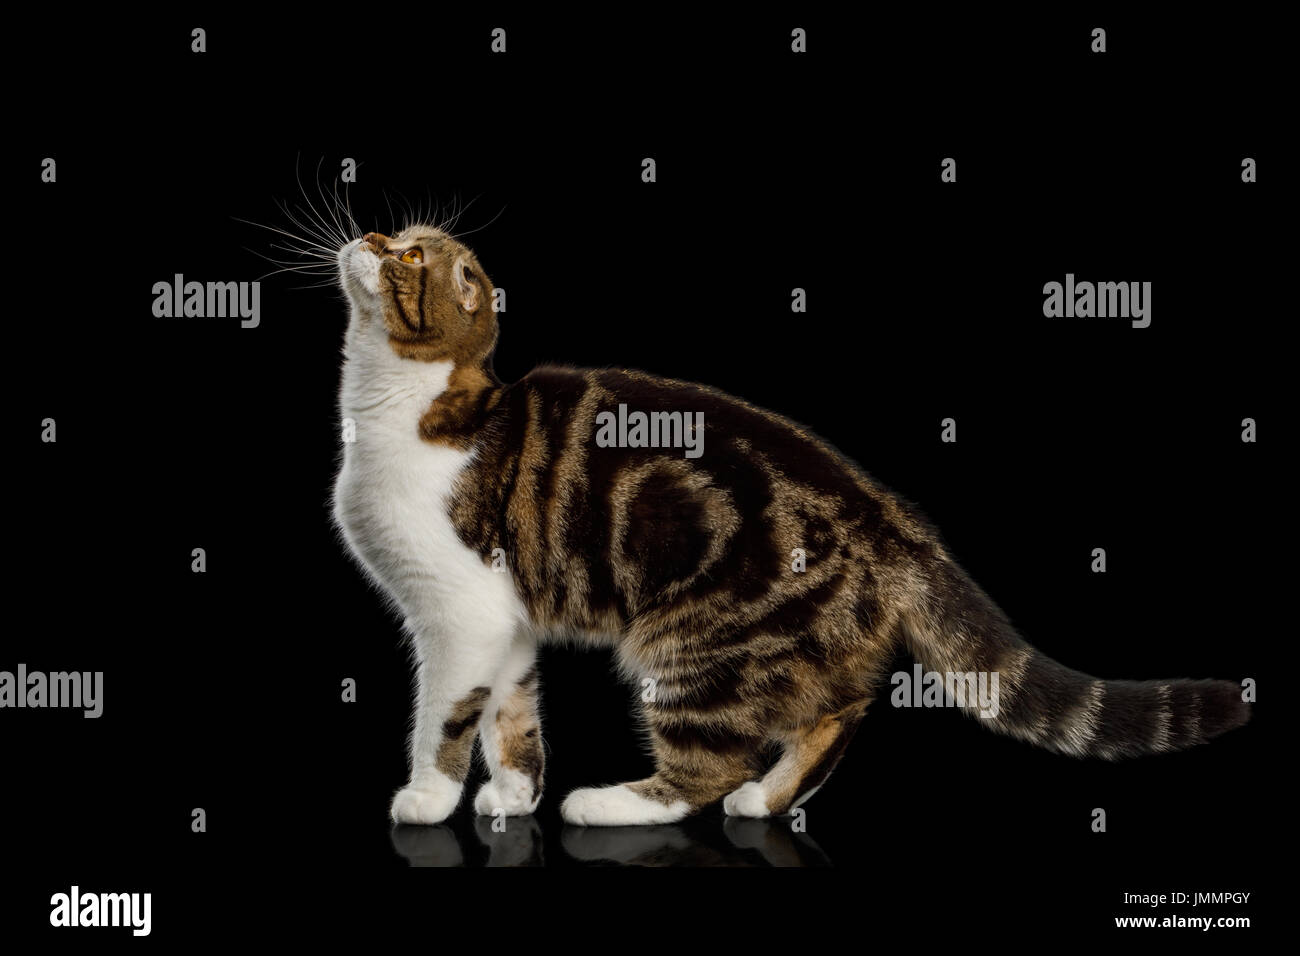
[436,687,491,781]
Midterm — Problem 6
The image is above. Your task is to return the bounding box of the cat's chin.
[338,238,382,302]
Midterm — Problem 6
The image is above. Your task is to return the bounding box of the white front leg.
[391,613,518,825]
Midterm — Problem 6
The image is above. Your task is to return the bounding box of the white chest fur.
[331,318,523,635]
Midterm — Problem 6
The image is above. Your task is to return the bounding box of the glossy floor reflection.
[391,814,830,867]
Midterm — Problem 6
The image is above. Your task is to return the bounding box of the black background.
[7,9,1283,943]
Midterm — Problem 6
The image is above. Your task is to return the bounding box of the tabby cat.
[332,226,1249,827]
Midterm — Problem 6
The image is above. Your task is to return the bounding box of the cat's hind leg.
[561,720,762,826]
[723,698,871,818]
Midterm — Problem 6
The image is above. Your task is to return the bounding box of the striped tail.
[902,560,1250,758]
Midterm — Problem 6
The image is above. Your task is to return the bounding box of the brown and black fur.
[493,665,545,802]
[436,686,491,782]
[367,226,1251,817]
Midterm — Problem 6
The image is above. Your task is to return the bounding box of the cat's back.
[497,364,873,501]
[453,364,929,629]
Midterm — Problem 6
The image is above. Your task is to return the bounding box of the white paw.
[723,781,771,818]
[390,776,462,825]
[561,784,690,827]
[474,769,541,817]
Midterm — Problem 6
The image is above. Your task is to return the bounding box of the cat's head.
[338,226,497,364]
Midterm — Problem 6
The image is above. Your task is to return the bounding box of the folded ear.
[453,254,482,313]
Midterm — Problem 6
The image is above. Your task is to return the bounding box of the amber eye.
[399,248,423,264]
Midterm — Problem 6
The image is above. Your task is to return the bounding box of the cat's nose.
[361,232,388,250]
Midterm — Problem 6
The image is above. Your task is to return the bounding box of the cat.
[331,226,1249,827]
